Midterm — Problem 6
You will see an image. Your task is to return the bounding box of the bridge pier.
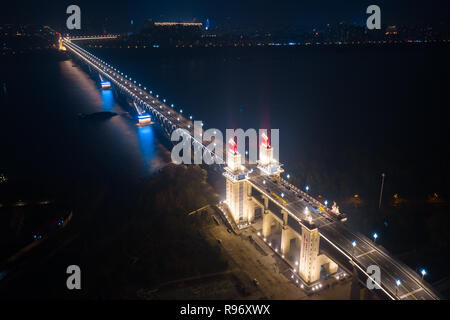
[246,184,255,223]
[262,209,273,238]
[280,210,291,254]
[224,143,254,226]
[281,226,291,255]
[299,225,321,283]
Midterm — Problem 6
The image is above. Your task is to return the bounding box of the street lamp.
[373,233,378,243]
[379,173,386,209]
[352,241,357,254]
[396,279,401,297]
[420,268,427,281]
[305,185,310,192]
[287,174,290,179]
[324,200,328,206]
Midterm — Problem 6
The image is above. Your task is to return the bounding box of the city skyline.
[1,0,449,33]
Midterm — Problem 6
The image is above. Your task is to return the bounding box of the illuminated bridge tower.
[299,224,321,283]
[223,138,252,226]
[257,132,284,242]
[257,132,283,176]
[58,35,67,51]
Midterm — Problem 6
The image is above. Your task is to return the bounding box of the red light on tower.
[229,138,238,154]
[261,132,270,148]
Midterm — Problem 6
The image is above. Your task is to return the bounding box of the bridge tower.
[58,36,66,51]
[299,224,321,283]
[223,138,252,226]
[257,132,283,176]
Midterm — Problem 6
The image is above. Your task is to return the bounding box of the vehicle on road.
[271,192,287,206]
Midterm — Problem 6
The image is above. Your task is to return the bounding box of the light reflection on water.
[101,89,114,111]
[137,125,156,170]
[57,59,168,178]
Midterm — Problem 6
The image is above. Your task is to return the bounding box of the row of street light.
[66,39,199,133]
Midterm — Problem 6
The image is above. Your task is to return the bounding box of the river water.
[1,54,170,191]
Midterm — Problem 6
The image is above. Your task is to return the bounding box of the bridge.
[68,35,119,41]
[60,37,441,300]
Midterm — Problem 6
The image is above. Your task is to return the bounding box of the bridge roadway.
[247,172,440,300]
[62,38,440,300]
[69,35,119,41]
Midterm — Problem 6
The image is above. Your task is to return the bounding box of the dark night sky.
[1,0,449,32]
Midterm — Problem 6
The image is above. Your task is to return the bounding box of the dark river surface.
[87,44,449,200]
[0,44,449,286]
[1,54,170,186]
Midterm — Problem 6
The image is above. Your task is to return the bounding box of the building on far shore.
[139,20,203,46]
